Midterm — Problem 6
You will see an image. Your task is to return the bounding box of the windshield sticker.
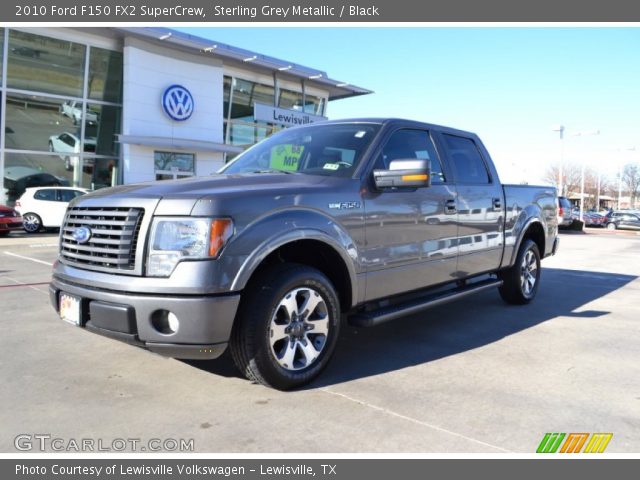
[323,163,340,171]
[270,144,304,171]
[354,131,367,138]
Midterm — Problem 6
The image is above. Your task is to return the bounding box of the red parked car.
[0,205,23,236]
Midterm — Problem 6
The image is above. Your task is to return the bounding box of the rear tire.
[498,239,541,305]
[22,213,42,233]
[230,263,341,390]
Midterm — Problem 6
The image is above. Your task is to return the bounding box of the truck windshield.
[220,123,381,178]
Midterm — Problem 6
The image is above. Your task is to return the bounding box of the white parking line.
[321,388,512,453]
[3,251,53,266]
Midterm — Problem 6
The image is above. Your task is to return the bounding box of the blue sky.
[179,27,640,184]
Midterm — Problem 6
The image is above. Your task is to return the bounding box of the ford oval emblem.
[72,226,92,244]
[162,84,194,121]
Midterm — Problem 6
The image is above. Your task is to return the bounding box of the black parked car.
[604,211,640,230]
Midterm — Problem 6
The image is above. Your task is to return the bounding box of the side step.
[348,278,503,328]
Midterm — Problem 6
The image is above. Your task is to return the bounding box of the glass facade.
[1,29,123,206]
[1,29,333,204]
[223,75,327,149]
[154,151,195,180]
[7,30,86,97]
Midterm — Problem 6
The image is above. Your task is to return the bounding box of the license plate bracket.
[59,293,81,326]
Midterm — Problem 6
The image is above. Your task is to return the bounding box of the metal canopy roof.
[114,27,373,101]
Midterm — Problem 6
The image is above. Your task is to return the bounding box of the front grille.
[61,207,144,272]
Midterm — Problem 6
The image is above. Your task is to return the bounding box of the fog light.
[151,310,179,334]
[167,312,179,332]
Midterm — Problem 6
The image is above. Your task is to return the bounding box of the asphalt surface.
[0,229,638,453]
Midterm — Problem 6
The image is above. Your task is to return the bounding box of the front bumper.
[50,276,240,360]
[0,219,23,232]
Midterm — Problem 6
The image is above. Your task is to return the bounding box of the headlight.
[147,217,234,277]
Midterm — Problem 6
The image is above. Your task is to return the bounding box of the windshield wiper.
[251,169,296,175]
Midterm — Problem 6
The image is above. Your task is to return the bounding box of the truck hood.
[75,173,342,216]
[83,173,332,199]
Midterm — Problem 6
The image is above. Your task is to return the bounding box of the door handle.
[492,197,502,211]
[445,199,457,214]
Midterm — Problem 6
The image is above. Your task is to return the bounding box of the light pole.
[571,129,600,221]
[552,125,565,195]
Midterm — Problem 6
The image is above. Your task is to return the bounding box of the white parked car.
[48,132,96,171]
[59,101,99,125]
[15,187,89,233]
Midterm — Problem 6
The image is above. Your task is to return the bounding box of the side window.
[374,129,445,184]
[60,134,75,148]
[34,189,56,201]
[59,190,81,202]
[442,134,491,184]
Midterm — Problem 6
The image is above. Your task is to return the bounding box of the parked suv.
[557,196,573,228]
[15,187,88,233]
[604,211,640,231]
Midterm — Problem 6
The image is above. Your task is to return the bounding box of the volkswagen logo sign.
[72,226,92,244]
[162,84,194,121]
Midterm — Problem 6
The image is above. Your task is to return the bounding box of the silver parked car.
[557,196,573,228]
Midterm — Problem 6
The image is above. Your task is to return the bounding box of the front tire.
[230,263,341,390]
[606,222,617,230]
[498,239,541,305]
[22,213,42,233]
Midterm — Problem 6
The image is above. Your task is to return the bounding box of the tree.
[544,163,613,209]
[543,162,582,196]
[622,163,640,206]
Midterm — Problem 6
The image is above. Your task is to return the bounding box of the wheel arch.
[232,233,357,311]
[508,219,545,267]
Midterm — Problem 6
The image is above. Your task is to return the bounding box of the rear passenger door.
[619,213,640,229]
[436,133,505,278]
[32,188,59,226]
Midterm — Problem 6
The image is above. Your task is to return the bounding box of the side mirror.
[373,159,431,189]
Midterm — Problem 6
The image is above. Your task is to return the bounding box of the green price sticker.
[270,144,304,171]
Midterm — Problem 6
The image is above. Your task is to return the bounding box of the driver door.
[362,128,458,301]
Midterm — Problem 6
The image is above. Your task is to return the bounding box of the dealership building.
[0,27,371,205]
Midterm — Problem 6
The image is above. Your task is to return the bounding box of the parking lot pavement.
[1,231,639,453]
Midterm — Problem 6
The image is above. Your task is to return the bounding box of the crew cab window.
[374,129,445,183]
[443,134,491,184]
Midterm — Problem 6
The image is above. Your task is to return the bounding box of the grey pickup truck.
[50,118,559,389]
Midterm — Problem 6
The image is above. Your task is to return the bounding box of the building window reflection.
[223,76,279,146]
[222,75,325,148]
[154,151,195,180]
[88,47,123,103]
[1,30,123,204]
[7,30,86,98]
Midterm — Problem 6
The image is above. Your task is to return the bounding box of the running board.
[348,279,503,328]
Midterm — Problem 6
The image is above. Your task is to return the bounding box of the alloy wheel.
[268,287,330,371]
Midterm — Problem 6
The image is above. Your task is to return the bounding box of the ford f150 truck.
[50,118,559,390]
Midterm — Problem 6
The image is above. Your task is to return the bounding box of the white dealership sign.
[254,103,327,127]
